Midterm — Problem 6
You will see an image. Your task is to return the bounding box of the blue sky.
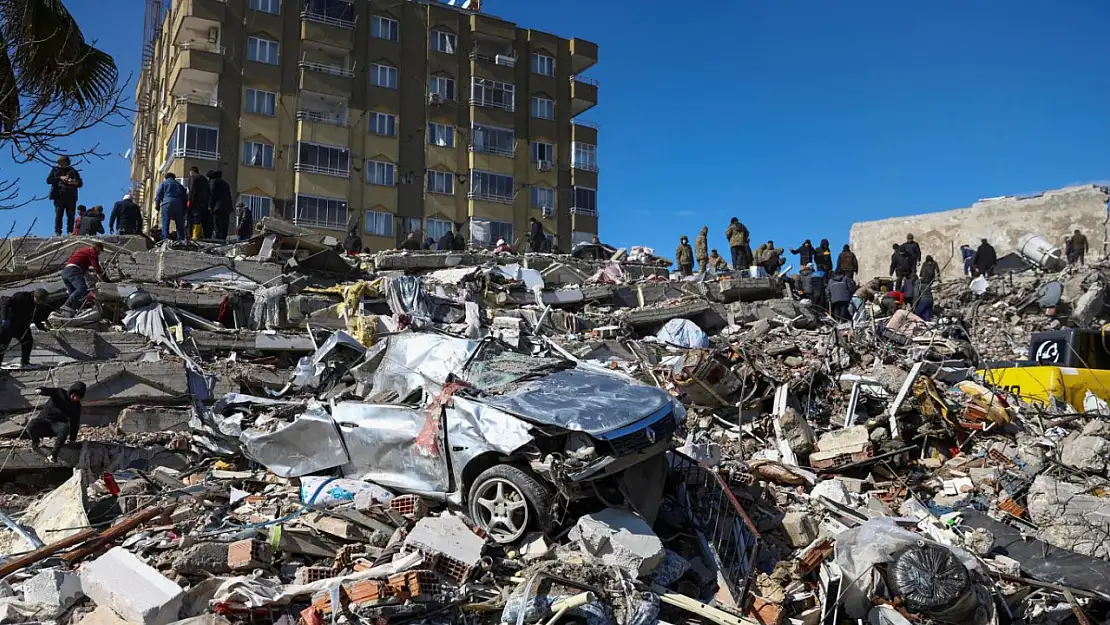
[3,0,1110,259]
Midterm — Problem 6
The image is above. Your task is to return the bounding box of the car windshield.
[460,340,575,394]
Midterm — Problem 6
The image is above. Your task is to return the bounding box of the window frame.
[249,0,279,14]
[244,88,277,116]
[295,141,350,178]
[468,170,515,204]
[531,141,554,164]
[246,36,279,65]
[573,186,598,215]
[368,111,398,137]
[427,122,455,148]
[371,15,399,41]
[531,95,555,120]
[428,75,456,101]
[167,123,219,161]
[365,210,395,237]
[431,30,457,54]
[572,141,598,172]
[470,122,515,157]
[426,170,455,195]
[370,63,399,89]
[427,218,453,242]
[531,185,556,210]
[531,53,555,77]
[294,194,349,231]
[242,140,275,168]
[366,159,397,186]
[239,194,273,220]
[470,77,515,111]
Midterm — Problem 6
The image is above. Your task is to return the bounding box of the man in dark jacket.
[0,289,50,368]
[902,234,922,273]
[186,167,211,240]
[675,236,694,276]
[209,170,234,240]
[26,382,85,463]
[1067,229,1089,265]
[235,201,253,240]
[919,255,940,284]
[344,228,362,255]
[790,240,815,267]
[453,227,466,251]
[47,156,83,236]
[836,245,858,279]
[797,264,826,309]
[814,239,833,273]
[960,244,974,276]
[76,206,105,236]
[827,273,852,321]
[399,232,422,251]
[725,218,750,269]
[972,239,998,276]
[890,243,914,291]
[109,194,143,235]
[437,227,456,251]
[528,218,545,253]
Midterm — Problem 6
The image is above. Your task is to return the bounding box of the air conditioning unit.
[537,160,553,172]
[541,205,554,218]
[428,92,444,105]
[495,54,516,67]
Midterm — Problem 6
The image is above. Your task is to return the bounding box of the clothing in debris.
[694,226,709,271]
[791,240,815,267]
[27,383,85,461]
[155,175,187,241]
[814,239,833,272]
[110,197,143,235]
[0,290,49,367]
[676,238,694,276]
[973,240,998,276]
[47,161,82,236]
[836,245,858,278]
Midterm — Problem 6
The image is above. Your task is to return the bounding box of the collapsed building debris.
[3,223,1110,624]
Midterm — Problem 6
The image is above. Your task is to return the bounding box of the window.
[244,88,276,116]
[366,160,396,186]
[239,194,273,220]
[573,186,597,215]
[470,77,514,111]
[372,15,399,41]
[572,142,598,172]
[429,75,455,101]
[370,63,398,89]
[431,30,456,54]
[400,217,422,237]
[469,170,514,204]
[296,142,349,177]
[365,210,394,237]
[426,170,454,195]
[166,124,218,161]
[249,0,279,14]
[531,53,554,77]
[242,141,274,168]
[294,195,348,230]
[427,122,454,148]
[470,123,514,157]
[303,0,353,25]
[470,219,513,246]
[369,112,397,137]
[427,218,453,242]
[531,141,554,164]
[531,185,555,209]
[531,96,554,120]
[247,36,279,65]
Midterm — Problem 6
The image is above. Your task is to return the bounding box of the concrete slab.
[569,508,664,578]
[0,470,88,556]
[81,547,184,625]
[0,360,192,415]
[404,515,485,569]
[115,249,280,286]
[117,406,192,434]
[21,569,84,615]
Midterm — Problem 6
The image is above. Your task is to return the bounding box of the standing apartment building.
[130,0,600,251]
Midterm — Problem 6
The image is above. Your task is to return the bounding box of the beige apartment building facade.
[130,0,599,251]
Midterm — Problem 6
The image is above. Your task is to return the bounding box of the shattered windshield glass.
[460,341,575,394]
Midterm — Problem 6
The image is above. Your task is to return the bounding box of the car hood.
[476,368,673,435]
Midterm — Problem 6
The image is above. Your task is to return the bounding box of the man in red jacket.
[60,242,108,314]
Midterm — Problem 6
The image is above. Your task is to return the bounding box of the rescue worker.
[972,238,998,276]
[836,244,858,279]
[960,244,974,275]
[186,166,210,240]
[758,241,784,275]
[797,264,826,309]
[914,279,934,321]
[76,205,104,236]
[235,201,254,240]
[209,171,234,240]
[60,242,108,314]
[725,218,750,270]
[26,382,85,463]
[902,233,922,273]
[47,155,82,236]
[919,255,940,285]
[814,239,833,273]
[827,272,852,321]
[1067,229,1088,265]
[790,239,815,267]
[344,228,362,255]
[708,249,729,271]
[437,226,456,251]
[109,193,143,235]
[399,232,422,251]
[850,285,875,322]
[72,205,87,235]
[890,243,914,292]
[0,289,50,368]
[493,238,513,254]
[880,289,905,316]
[155,173,187,242]
[528,218,545,253]
[675,236,694,277]
[453,227,466,251]
[694,226,709,273]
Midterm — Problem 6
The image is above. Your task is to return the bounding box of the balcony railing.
[170,147,219,160]
[292,216,348,231]
[468,142,515,158]
[570,206,598,217]
[469,96,514,112]
[571,75,600,87]
[572,160,599,173]
[178,41,225,55]
[468,51,517,67]
[294,162,350,178]
[296,110,347,126]
[299,60,354,78]
[468,189,514,204]
[301,10,356,29]
[573,119,601,130]
[174,95,220,107]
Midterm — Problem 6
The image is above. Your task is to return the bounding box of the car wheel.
[467,464,552,544]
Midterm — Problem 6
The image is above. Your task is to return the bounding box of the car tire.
[467,464,553,544]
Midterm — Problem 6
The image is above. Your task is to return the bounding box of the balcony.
[166,94,221,127]
[168,43,222,99]
[170,146,219,161]
[296,110,346,127]
[468,189,514,205]
[300,8,355,50]
[299,61,353,97]
[469,95,514,113]
[294,162,349,178]
[569,37,598,74]
[468,142,515,158]
[468,50,516,67]
[296,109,349,146]
[570,75,598,116]
[170,0,226,49]
[469,14,515,41]
[301,8,355,29]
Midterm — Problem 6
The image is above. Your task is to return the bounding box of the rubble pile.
[2,222,1110,625]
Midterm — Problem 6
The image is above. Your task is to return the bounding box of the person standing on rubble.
[960,244,974,275]
[399,232,422,251]
[453,226,466,251]
[902,233,922,273]
[836,244,858,279]
[208,171,233,240]
[919,255,941,285]
[436,226,455,251]
[155,173,187,242]
[827,272,852,321]
[675,236,695,276]
[914,279,935,321]
[756,240,783,275]
[890,243,914,292]
[72,205,86,235]
[797,264,826,309]
[528,217,545,253]
[694,226,709,273]
[850,284,875,322]
[972,238,997,276]
[25,382,85,463]
[1067,229,1088,265]
[186,166,211,240]
[344,228,363,255]
[60,242,109,314]
[47,155,83,237]
[109,193,143,235]
[76,205,104,236]
[235,201,254,240]
[814,239,834,273]
[0,289,50,369]
[708,249,728,271]
[725,217,750,270]
[790,239,815,268]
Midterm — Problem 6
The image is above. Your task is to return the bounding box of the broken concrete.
[117,406,192,435]
[1028,474,1110,559]
[569,508,664,578]
[21,569,83,616]
[81,547,184,625]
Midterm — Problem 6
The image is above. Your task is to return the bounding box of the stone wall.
[849,185,1109,281]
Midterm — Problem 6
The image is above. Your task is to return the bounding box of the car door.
[333,402,450,495]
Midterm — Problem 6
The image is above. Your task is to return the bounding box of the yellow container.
[978,365,1110,411]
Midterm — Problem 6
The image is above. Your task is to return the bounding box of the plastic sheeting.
[492,263,545,291]
[240,403,348,477]
[385,275,433,318]
[288,331,367,391]
[249,283,286,330]
[655,318,710,349]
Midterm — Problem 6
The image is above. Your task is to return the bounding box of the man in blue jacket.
[154,173,187,242]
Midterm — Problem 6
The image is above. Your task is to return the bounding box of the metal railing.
[570,206,598,216]
[296,110,347,126]
[468,142,515,158]
[467,189,514,204]
[170,147,219,160]
[572,160,599,173]
[292,216,348,230]
[573,119,601,130]
[299,60,354,78]
[468,51,516,67]
[294,162,350,178]
[178,41,225,55]
[174,95,220,107]
[571,74,599,87]
[468,96,514,112]
[300,10,355,29]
